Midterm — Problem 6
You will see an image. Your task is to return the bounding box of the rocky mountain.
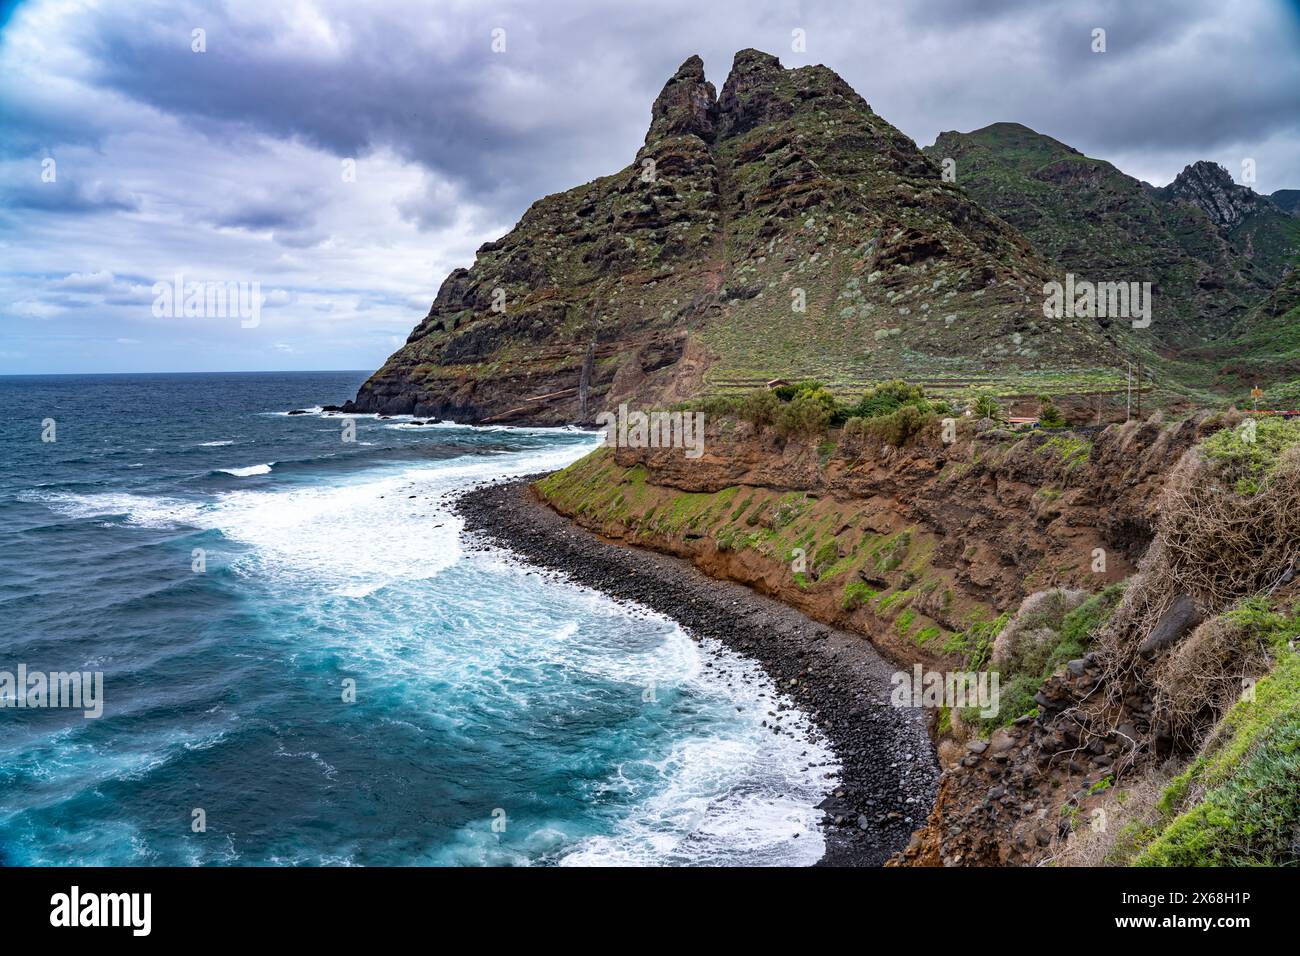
[1189,264,1300,406]
[1272,189,1300,215]
[1164,160,1272,230]
[1159,161,1300,285]
[345,52,1118,424]
[923,125,1277,346]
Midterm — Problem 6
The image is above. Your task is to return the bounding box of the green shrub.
[915,625,942,646]
[693,379,955,443]
[774,389,835,437]
[1039,401,1066,428]
[812,540,839,577]
[1201,416,1300,495]
[845,379,930,418]
[842,581,877,611]
[971,394,1002,421]
[1135,646,1300,866]
[860,405,938,446]
[895,608,917,636]
[772,378,827,401]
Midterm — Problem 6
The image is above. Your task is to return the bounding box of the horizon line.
[0,368,374,378]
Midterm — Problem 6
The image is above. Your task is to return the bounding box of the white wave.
[22,425,837,867]
[198,440,235,447]
[219,463,273,476]
[378,551,838,869]
[558,635,836,867]
[393,419,600,437]
[22,490,206,529]
[27,433,600,597]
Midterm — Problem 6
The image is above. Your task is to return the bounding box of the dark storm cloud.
[49,0,1300,215]
[1019,0,1300,155]
[71,2,646,217]
[3,0,1299,374]
[3,177,140,213]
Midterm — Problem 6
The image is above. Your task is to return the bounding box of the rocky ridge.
[924,126,1279,346]
[345,51,1116,424]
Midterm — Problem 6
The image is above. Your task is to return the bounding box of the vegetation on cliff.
[537,397,1299,866]
[923,124,1288,348]
[1130,603,1300,866]
[1048,420,1300,866]
[686,378,955,442]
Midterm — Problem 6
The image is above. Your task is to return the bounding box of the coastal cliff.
[528,409,1300,865]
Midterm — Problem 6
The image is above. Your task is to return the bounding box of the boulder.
[1138,593,1202,659]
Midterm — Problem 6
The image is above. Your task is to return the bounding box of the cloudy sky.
[2,0,1298,375]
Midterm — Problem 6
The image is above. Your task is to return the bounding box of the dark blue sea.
[0,372,833,866]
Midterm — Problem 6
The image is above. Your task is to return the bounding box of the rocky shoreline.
[455,477,939,866]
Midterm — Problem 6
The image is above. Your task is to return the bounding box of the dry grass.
[1051,768,1173,867]
[991,588,1088,670]
[1158,446,1300,608]
[1087,445,1300,764]
[1152,614,1275,748]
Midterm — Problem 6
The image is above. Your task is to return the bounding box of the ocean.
[0,371,835,866]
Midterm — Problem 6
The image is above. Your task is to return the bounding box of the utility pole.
[1126,362,1132,423]
[1136,360,1143,420]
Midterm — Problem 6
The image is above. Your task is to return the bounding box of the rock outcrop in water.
[345,50,1118,424]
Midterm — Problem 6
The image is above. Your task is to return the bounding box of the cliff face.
[533,416,1201,669]
[1161,161,1300,285]
[533,411,1282,866]
[533,415,1222,863]
[346,51,1115,424]
[924,127,1275,346]
[1165,160,1272,231]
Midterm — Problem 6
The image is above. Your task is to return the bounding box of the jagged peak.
[727,47,783,75]
[644,54,717,145]
[1167,160,1268,230]
[1173,159,1236,188]
[645,49,873,146]
[715,49,796,140]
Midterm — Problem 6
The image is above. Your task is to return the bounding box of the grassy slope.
[535,445,998,659]
[922,123,1299,410]
[924,123,1269,346]
[1188,269,1300,407]
[1133,605,1300,866]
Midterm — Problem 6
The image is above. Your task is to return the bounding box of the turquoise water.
[0,372,835,866]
